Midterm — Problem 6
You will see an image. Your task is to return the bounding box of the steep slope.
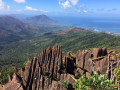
[23,15,58,25]
[0,16,39,43]
[0,15,39,33]
[1,29,120,66]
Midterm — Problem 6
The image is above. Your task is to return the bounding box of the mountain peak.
[23,14,57,25]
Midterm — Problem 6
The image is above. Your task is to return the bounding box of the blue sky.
[0,0,120,17]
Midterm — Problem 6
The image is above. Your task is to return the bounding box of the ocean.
[52,16,120,33]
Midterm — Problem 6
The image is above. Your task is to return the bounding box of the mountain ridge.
[58,26,85,35]
[0,15,39,43]
[23,14,58,25]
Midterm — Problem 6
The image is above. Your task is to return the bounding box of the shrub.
[23,60,29,67]
[60,80,70,89]
[114,66,120,81]
[71,72,113,90]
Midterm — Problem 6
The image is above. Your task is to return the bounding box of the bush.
[60,80,70,89]
[72,72,113,90]
[0,67,15,85]
[114,66,120,81]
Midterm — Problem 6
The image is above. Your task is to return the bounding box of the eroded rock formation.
[1,45,120,90]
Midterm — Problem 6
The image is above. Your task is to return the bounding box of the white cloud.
[58,0,88,13]
[59,0,71,9]
[77,9,88,13]
[25,6,48,12]
[0,0,22,13]
[83,10,88,13]
[69,0,79,5]
[14,0,26,3]
[58,0,80,9]
[0,0,10,10]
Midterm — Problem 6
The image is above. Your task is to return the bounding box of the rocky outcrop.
[2,45,120,90]
[20,44,64,90]
[75,47,119,77]
[2,73,23,90]
[92,48,107,58]
[63,53,76,75]
[0,84,3,90]
[2,44,75,90]
[76,50,92,75]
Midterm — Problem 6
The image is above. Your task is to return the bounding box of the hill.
[23,15,58,25]
[0,27,120,67]
[58,26,85,35]
[0,16,39,43]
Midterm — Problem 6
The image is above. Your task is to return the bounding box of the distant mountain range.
[23,15,58,25]
[0,16,39,43]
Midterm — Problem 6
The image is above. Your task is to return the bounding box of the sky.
[0,0,120,17]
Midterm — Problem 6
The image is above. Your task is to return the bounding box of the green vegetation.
[0,26,120,85]
[1,31,120,67]
[60,80,70,89]
[71,72,114,90]
[114,66,120,81]
[0,67,15,85]
[114,66,120,89]
[23,59,29,67]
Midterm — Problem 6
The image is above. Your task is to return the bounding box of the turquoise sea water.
[52,17,120,33]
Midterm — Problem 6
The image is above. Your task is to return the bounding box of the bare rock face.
[21,44,63,90]
[0,84,3,90]
[3,44,75,90]
[94,57,109,74]
[64,53,76,75]
[3,45,119,90]
[92,48,107,58]
[74,68,82,79]
[76,50,92,74]
[2,73,23,90]
[75,47,119,78]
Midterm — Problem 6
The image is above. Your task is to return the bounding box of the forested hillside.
[0,29,120,67]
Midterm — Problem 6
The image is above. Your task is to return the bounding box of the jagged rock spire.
[1,46,120,90]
